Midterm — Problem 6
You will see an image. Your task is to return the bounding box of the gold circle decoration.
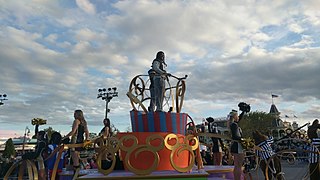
[145,134,165,152]
[164,133,180,150]
[4,159,38,180]
[128,75,148,112]
[164,133,198,173]
[175,80,186,113]
[119,134,164,175]
[97,137,120,175]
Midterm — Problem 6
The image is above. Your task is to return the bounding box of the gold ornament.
[119,134,164,175]
[164,134,198,173]
[240,137,255,150]
[97,137,120,175]
[31,118,47,125]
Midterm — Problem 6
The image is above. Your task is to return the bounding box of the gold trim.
[4,159,38,180]
[164,133,180,150]
[97,137,120,175]
[205,168,234,173]
[164,134,198,173]
[175,80,186,113]
[26,160,34,180]
[4,159,21,179]
[127,91,148,113]
[127,76,148,112]
[119,134,164,175]
[51,145,65,180]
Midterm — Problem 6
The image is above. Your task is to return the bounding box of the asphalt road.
[249,160,309,180]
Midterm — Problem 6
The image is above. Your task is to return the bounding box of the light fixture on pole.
[22,126,30,153]
[0,94,8,106]
[97,87,118,119]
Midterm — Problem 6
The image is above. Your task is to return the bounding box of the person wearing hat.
[206,117,224,165]
[228,110,245,180]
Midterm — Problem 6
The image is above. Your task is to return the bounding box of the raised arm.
[238,111,245,123]
[35,124,39,136]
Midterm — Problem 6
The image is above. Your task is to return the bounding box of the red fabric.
[166,112,173,133]
[133,111,139,132]
[154,112,161,132]
[142,113,149,132]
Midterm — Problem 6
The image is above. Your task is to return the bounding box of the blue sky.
[1,0,320,139]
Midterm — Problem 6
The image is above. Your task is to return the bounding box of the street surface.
[249,160,309,180]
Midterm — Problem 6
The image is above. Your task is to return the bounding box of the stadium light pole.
[0,94,8,106]
[97,87,118,119]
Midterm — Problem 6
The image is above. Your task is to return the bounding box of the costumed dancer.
[22,130,48,180]
[99,118,113,170]
[62,109,89,172]
[206,117,224,165]
[307,119,320,180]
[228,109,245,180]
[148,51,171,112]
[100,118,112,140]
[22,119,48,180]
[253,130,282,180]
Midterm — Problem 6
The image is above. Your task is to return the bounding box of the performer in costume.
[22,130,48,180]
[62,109,89,172]
[206,117,224,165]
[253,130,282,180]
[307,119,320,180]
[100,118,112,140]
[99,118,113,170]
[148,51,171,112]
[229,110,245,180]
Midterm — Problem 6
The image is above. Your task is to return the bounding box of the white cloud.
[76,0,96,15]
[0,0,320,135]
[288,23,304,33]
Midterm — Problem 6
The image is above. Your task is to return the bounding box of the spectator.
[47,132,66,179]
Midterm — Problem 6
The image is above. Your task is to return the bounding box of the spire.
[269,104,280,114]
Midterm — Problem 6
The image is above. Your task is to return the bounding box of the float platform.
[58,165,234,180]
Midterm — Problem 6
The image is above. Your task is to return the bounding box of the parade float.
[4,72,319,180]
[76,72,235,179]
[4,72,235,180]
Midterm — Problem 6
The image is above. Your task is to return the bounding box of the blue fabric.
[137,111,144,132]
[159,112,167,132]
[147,112,155,132]
[47,144,66,170]
[171,113,177,134]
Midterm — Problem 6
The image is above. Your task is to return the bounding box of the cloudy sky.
[1,0,319,139]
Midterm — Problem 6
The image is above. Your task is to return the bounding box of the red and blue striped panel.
[130,110,188,135]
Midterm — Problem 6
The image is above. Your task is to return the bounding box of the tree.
[111,124,120,135]
[239,111,274,138]
[2,138,15,158]
[43,126,57,140]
